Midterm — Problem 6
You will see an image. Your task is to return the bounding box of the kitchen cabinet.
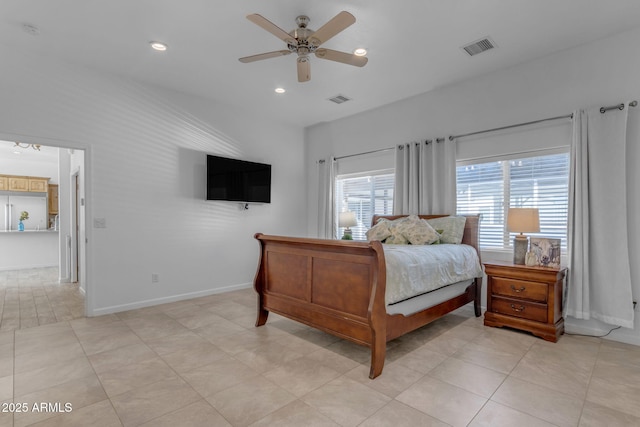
[48,184,59,215]
[8,176,29,192]
[0,175,49,193]
[29,178,48,192]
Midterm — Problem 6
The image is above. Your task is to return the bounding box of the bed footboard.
[253,214,482,379]
[253,234,387,378]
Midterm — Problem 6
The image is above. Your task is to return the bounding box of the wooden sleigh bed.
[253,214,482,379]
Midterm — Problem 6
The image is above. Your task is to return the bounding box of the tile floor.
[0,268,84,332]
[1,283,640,426]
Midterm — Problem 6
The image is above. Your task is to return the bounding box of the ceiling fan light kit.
[13,142,41,151]
[353,48,367,56]
[239,11,367,82]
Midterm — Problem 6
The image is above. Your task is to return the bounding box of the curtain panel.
[393,139,457,215]
[317,157,336,239]
[566,105,635,328]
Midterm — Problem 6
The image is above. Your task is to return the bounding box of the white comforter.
[383,244,483,305]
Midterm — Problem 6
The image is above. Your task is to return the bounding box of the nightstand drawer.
[491,296,547,323]
[492,277,548,302]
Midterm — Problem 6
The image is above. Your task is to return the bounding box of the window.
[335,170,394,240]
[456,151,569,250]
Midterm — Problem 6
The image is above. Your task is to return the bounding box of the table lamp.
[507,208,540,264]
[338,211,358,240]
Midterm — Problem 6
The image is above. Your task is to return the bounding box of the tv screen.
[206,155,271,203]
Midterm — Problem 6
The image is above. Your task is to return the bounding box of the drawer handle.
[510,285,526,293]
[510,304,526,312]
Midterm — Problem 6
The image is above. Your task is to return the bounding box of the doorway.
[0,138,88,325]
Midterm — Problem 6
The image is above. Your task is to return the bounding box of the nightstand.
[483,261,567,342]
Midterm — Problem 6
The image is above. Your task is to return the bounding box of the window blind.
[456,152,569,250]
[335,170,394,241]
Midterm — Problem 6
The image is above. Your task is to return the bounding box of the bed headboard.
[370,214,481,262]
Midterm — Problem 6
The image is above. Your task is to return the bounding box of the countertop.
[0,229,59,234]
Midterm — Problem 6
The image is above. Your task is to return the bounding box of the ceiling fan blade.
[297,57,311,82]
[246,14,296,45]
[315,48,368,67]
[308,11,356,46]
[239,50,291,63]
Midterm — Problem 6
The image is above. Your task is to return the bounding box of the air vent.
[328,94,351,104]
[462,37,496,56]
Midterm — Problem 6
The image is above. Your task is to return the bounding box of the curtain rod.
[600,100,637,113]
[450,99,638,141]
[333,137,447,161]
[449,113,573,141]
[334,147,395,161]
[320,99,639,161]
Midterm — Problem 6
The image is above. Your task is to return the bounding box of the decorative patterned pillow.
[366,220,392,241]
[385,217,411,244]
[378,215,441,245]
[402,218,440,245]
[426,216,467,244]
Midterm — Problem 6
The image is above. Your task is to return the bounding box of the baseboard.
[603,330,640,346]
[565,317,640,346]
[88,282,253,317]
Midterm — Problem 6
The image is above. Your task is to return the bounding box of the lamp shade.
[338,211,357,228]
[507,208,540,233]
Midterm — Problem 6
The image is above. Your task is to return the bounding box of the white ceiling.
[0,140,58,164]
[2,1,640,128]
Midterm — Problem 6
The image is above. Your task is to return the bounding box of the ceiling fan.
[239,11,368,82]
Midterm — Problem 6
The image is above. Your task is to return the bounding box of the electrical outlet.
[151,274,159,283]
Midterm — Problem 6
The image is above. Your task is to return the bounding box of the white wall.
[305,27,640,345]
[0,44,306,315]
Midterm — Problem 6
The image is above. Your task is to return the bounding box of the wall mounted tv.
[206,155,271,203]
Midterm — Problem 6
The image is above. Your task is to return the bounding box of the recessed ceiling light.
[150,41,168,51]
[13,151,21,155]
[274,87,286,94]
[353,48,367,57]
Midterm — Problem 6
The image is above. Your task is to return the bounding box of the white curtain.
[393,138,457,215]
[317,157,336,239]
[566,105,635,328]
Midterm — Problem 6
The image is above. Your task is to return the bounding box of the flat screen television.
[206,155,271,203]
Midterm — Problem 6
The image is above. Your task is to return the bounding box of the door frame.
[0,133,90,316]
[70,169,79,283]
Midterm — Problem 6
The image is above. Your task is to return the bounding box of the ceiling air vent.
[328,94,351,104]
[462,37,496,56]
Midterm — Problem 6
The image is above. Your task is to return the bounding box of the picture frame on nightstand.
[527,237,561,268]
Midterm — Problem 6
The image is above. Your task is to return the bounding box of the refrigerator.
[1,192,48,231]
